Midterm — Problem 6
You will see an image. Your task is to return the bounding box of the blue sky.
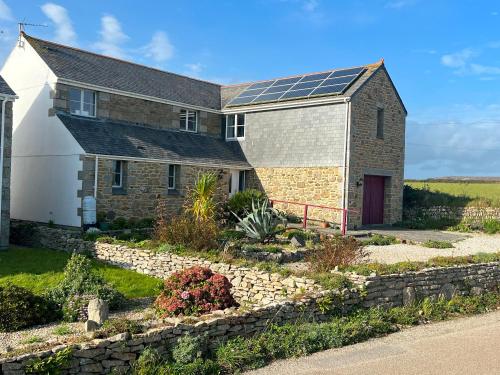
[1,0,499,179]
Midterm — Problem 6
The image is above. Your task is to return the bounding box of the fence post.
[303,205,308,229]
[341,209,347,236]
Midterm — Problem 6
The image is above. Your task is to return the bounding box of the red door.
[362,175,385,225]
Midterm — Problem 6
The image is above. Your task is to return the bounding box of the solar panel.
[329,67,364,78]
[247,80,275,90]
[272,76,302,86]
[310,84,347,96]
[299,72,331,82]
[263,84,294,94]
[253,92,285,103]
[226,66,366,107]
[320,75,356,87]
[280,88,315,100]
[227,96,258,105]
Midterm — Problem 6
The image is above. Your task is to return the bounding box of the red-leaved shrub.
[155,266,237,317]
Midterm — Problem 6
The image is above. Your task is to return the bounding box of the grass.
[362,234,399,246]
[21,335,44,345]
[405,181,500,207]
[0,247,162,298]
[52,324,73,336]
[130,292,500,374]
[339,252,500,276]
[422,240,454,249]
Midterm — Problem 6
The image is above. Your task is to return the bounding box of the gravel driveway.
[366,233,500,264]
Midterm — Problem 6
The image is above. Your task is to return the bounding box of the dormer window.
[69,88,96,117]
[180,109,197,132]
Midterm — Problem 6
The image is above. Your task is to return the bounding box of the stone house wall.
[52,83,222,137]
[0,101,12,249]
[247,167,344,223]
[78,157,231,222]
[347,67,406,228]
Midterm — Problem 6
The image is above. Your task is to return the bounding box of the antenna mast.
[18,22,48,47]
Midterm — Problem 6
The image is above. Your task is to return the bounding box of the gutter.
[0,94,17,248]
[340,97,352,230]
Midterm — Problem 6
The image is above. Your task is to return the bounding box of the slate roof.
[25,34,221,110]
[57,113,250,168]
[0,75,16,96]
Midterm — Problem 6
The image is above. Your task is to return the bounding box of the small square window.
[180,109,197,132]
[376,107,384,139]
[69,88,96,117]
[226,114,245,140]
[112,160,123,188]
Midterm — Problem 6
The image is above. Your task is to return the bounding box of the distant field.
[405,181,500,207]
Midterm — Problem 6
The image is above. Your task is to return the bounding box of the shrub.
[483,219,500,234]
[155,266,237,317]
[0,284,59,332]
[10,222,37,246]
[307,235,368,272]
[362,234,398,246]
[187,172,219,222]
[131,347,164,375]
[47,254,124,320]
[155,213,219,251]
[110,217,128,230]
[219,229,246,241]
[172,334,208,365]
[224,189,266,222]
[285,229,318,242]
[423,240,454,249]
[96,318,144,337]
[234,199,286,243]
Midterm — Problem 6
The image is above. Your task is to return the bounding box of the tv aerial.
[18,21,48,46]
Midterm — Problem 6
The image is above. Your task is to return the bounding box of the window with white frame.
[112,160,123,188]
[226,113,245,140]
[69,87,96,117]
[168,164,179,190]
[180,109,197,132]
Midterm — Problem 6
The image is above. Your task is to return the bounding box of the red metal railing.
[269,199,353,236]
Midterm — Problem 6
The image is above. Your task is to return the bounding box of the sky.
[1,0,499,179]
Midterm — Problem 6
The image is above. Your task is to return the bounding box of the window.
[168,164,179,190]
[69,88,96,117]
[376,107,384,139]
[226,114,245,140]
[180,109,197,132]
[112,160,123,188]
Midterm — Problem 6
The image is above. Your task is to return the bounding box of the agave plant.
[232,199,286,243]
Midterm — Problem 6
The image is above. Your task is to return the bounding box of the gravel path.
[366,233,500,264]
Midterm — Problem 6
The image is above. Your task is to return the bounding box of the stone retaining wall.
[404,206,500,225]
[346,262,500,308]
[12,226,319,305]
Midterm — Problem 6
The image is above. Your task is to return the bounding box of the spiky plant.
[233,199,286,243]
[188,172,218,222]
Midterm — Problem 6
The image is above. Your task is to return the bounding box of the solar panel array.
[227,66,366,107]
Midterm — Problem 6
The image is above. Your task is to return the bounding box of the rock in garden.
[439,283,457,300]
[87,298,109,325]
[290,236,305,248]
[85,320,100,332]
[402,286,416,306]
[470,287,483,296]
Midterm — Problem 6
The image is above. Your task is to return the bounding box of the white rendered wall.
[1,37,84,227]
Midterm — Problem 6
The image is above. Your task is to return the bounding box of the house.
[0,76,16,249]
[1,33,406,230]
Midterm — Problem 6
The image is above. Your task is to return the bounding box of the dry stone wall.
[404,206,500,226]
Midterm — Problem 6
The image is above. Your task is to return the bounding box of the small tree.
[187,172,218,222]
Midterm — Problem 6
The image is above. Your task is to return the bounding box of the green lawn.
[405,181,500,207]
[0,247,162,298]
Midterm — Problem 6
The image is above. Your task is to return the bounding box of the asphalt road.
[248,309,500,375]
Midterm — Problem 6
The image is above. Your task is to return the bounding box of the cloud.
[94,15,128,58]
[406,105,500,178]
[142,31,174,63]
[441,48,475,68]
[184,63,204,77]
[41,3,77,45]
[302,0,318,12]
[385,0,417,9]
[0,0,13,21]
[470,63,500,75]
